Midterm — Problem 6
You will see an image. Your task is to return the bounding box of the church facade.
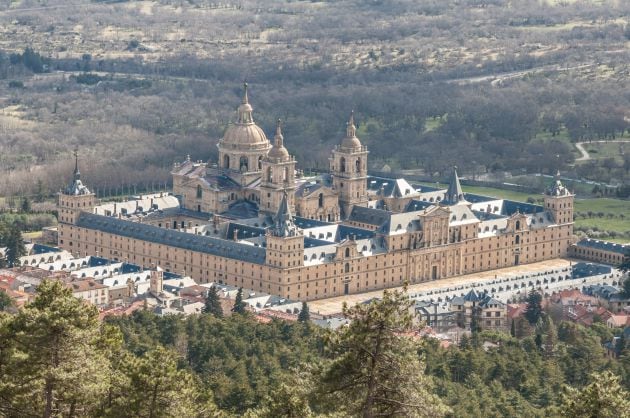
[57,85,575,302]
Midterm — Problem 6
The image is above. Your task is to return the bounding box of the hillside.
[0,0,628,198]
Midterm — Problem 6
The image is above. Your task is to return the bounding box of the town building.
[450,289,507,331]
[57,85,576,302]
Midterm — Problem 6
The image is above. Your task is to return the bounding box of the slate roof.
[367,177,419,198]
[226,223,266,240]
[295,182,323,198]
[294,217,332,229]
[142,207,212,221]
[76,212,266,264]
[31,244,61,255]
[348,206,390,226]
[442,167,466,205]
[576,238,628,255]
[221,200,259,219]
[337,225,375,241]
[404,200,433,212]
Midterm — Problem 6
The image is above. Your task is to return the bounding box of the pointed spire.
[444,166,466,205]
[64,147,91,196]
[242,82,249,104]
[274,118,284,148]
[237,82,254,124]
[273,191,297,237]
[346,110,356,138]
[73,147,80,180]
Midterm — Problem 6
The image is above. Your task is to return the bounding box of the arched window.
[258,156,263,170]
[283,167,289,182]
[223,155,230,169]
[345,262,350,273]
[239,156,248,172]
[356,158,361,172]
[267,167,273,182]
[340,157,346,172]
[196,185,202,199]
[318,193,324,208]
[515,220,521,230]
[345,248,350,258]
[515,235,520,244]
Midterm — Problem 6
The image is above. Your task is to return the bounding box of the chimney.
[113,203,117,215]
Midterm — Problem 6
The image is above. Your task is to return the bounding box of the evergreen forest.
[1,281,629,417]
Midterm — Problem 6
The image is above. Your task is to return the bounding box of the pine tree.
[524,290,543,325]
[232,287,246,314]
[316,288,450,417]
[4,223,26,267]
[0,280,111,417]
[203,286,223,317]
[106,346,217,418]
[0,291,13,311]
[543,316,558,360]
[20,197,31,213]
[510,319,516,338]
[558,371,630,418]
[298,301,310,322]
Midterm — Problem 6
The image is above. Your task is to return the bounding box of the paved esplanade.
[309,258,587,316]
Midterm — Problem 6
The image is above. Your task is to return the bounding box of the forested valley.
[0,0,629,198]
[1,280,629,417]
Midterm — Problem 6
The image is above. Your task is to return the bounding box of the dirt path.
[575,140,630,162]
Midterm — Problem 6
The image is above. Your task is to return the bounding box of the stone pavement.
[309,258,575,316]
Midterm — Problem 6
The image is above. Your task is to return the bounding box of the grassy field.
[579,141,629,164]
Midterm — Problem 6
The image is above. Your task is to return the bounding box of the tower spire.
[73,147,80,180]
[273,191,297,237]
[444,166,466,205]
[346,110,356,138]
[237,82,254,124]
[242,82,249,104]
[275,118,284,148]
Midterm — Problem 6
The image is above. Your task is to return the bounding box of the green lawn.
[578,141,629,164]
[574,197,630,218]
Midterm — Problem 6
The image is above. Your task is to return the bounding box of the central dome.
[219,83,271,150]
[222,123,269,149]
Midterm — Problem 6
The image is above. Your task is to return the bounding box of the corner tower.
[58,149,95,252]
[217,83,272,185]
[260,120,296,215]
[330,112,369,218]
[544,171,574,225]
[265,192,304,269]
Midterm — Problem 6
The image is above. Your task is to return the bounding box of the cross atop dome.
[237,82,254,124]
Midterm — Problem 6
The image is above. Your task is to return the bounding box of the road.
[574,140,630,162]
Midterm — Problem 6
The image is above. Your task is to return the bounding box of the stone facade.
[57,86,575,302]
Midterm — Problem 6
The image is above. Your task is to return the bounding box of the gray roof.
[348,206,390,226]
[76,212,266,264]
[576,238,628,255]
[442,167,466,205]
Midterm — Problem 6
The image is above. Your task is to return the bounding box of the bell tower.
[543,171,574,225]
[260,120,296,215]
[330,112,369,218]
[57,149,96,252]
